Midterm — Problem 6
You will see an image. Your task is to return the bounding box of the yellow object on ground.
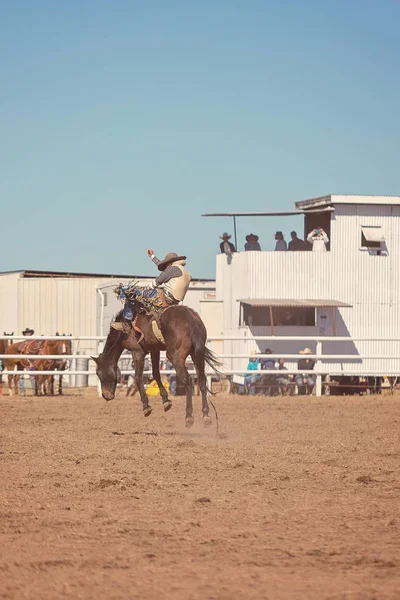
[146,379,170,396]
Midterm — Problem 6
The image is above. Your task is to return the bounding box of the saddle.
[133,304,173,345]
[17,340,43,354]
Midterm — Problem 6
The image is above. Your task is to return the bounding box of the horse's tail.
[190,318,223,392]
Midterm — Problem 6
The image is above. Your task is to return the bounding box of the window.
[241,305,316,327]
[361,226,385,249]
[103,293,108,307]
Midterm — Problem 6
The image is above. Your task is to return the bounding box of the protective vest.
[163,264,191,301]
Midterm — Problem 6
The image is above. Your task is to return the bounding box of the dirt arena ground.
[1,389,400,600]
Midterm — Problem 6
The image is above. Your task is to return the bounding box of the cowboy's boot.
[111,319,133,334]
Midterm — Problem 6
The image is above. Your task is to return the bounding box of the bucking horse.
[92,305,221,428]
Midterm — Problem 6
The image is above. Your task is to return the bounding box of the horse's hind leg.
[150,351,171,412]
[191,352,211,428]
[170,355,193,427]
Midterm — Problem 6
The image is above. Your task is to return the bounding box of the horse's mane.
[102,310,125,354]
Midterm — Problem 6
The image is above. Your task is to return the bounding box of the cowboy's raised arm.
[147,248,161,268]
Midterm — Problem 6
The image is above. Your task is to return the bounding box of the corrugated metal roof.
[239,299,352,308]
[0,269,214,283]
[296,194,400,210]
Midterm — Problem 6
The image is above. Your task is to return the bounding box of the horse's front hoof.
[203,416,212,428]
[143,406,152,417]
[185,416,194,428]
[163,400,172,412]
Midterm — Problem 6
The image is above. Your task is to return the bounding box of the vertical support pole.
[233,216,237,251]
[269,306,275,337]
[331,306,336,336]
[316,338,322,397]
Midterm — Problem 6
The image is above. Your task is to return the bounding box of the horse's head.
[91,354,121,401]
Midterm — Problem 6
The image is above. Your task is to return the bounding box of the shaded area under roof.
[239,299,352,308]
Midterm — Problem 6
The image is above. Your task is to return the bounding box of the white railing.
[0,335,399,396]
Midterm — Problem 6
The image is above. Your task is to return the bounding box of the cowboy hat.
[220,233,231,240]
[299,347,313,354]
[22,327,34,335]
[246,233,259,241]
[157,252,187,271]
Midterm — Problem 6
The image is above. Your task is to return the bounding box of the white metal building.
[207,194,400,376]
[0,269,216,356]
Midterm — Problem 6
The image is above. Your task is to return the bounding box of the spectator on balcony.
[288,231,308,251]
[295,348,316,395]
[244,233,261,251]
[274,231,287,251]
[307,227,329,252]
[219,233,236,254]
[220,233,236,265]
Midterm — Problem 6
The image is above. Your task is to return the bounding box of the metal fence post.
[316,339,322,397]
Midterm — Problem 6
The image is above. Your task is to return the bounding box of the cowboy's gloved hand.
[147,249,155,258]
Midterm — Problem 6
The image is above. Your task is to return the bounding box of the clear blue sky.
[1,0,399,278]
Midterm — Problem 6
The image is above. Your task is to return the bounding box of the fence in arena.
[1,335,400,397]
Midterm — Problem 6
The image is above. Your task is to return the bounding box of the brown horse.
[3,338,71,396]
[93,306,221,427]
[0,332,13,355]
[36,338,72,396]
[3,338,44,395]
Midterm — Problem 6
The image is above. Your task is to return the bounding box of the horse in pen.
[3,337,72,396]
[93,306,221,427]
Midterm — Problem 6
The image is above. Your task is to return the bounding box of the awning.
[201,211,300,217]
[301,206,334,214]
[239,299,352,308]
[361,226,385,242]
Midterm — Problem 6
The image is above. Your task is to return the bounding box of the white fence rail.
[0,335,399,396]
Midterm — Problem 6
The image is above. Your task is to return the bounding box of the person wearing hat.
[219,233,236,254]
[274,232,287,251]
[22,327,34,336]
[112,249,191,333]
[295,348,316,395]
[244,233,261,252]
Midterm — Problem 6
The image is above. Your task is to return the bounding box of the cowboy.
[112,249,191,333]
[22,327,34,336]
[295,347,316,395]
[244,233,261,251]
[219,233,236,254]
[20,327,35,395]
